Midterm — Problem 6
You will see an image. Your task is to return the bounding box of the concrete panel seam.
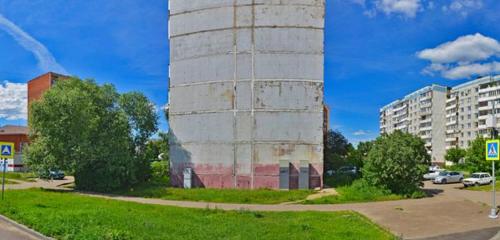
[169,3,324,17]
[169,26,324,38]
[172,51,324,62]
[171,79,323,88]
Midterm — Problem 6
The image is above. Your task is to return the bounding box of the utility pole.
[490,100,498,219]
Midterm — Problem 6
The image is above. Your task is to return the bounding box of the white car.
[424,170,445,180]
[463,173,493,187]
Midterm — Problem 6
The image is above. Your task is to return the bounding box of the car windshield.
[471,174,481,178]
[438,171,448,176]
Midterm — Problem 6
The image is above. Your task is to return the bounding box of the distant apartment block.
[380,85,448,163]
[380,75,500,165]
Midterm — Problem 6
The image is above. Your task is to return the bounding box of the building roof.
[0,125,28,135]
[27,72,68,83]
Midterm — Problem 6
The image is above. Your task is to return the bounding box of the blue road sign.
[0,142,14,159]
[487,140,500,161]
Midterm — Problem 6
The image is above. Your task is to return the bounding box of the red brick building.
[28,72,67,110]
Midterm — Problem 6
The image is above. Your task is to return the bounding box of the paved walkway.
[4,178,500,239]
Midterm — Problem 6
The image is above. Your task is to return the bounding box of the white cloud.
[375,0,421,18]
[0,14,67,74]
[353,130,370,136]
[442,0,483,17]
[0,81,27,120]
[418,33,500,79]
[442,62,500,79]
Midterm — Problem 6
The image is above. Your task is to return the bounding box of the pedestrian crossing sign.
[0,142,14,159]
[486,140,500,161]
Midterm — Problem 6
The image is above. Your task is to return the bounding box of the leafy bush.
[465,136,491,173]
[151,161,169,184]
[445,148,466,164]
[304,179,403,204]
[363,131,430,196]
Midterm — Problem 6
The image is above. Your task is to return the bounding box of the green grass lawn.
[115,183,313,204]
[0,189,396,240]
[0,179,19,185]
[465,181,498,191]
[303,180,406,204]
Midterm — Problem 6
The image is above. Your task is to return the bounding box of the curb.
[0,214,53,240]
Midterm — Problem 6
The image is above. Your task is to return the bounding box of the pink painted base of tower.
[170,163,323,190]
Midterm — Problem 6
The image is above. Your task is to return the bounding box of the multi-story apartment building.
[380,85,448,163]
[381,75,500,165]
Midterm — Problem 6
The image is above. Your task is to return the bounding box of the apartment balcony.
[419,126,432,132]
[421,134,432,140]
[479,85,500,94]
[445,112,457,118]
[420,110,432,116]
[446,97,457,103]
[446,120,457,126]
[420,102,432,108]
[393,111,407,118]
[395,124,408,130]
[446,129,458,134]
[446,137,457,142]
[479,95,499,103]
[445,104,457,110]
[392,104,408,112]
[478,103,494,111]
[420,118,432,124]
[420,95,432,102]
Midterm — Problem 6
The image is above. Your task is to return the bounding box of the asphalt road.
[0,216,45,240]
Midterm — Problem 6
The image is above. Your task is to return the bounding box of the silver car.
[433,171,464,184]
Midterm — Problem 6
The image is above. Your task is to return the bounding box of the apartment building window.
[468,132,471,137]
[468,114,471,119]
[460,116,464,120]
[468,123,471,128]
[468,106,472,111]
[461,107,464,112]
[467,98,471,103]
[475,87,479,92]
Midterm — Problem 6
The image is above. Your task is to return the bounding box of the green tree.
[25,77,158,192]
[363,131,430,195]
[324,130,352,171]
[465,136,490,173]
[346,141,374,169]
[445,148,466,164]
[119,92,159,182]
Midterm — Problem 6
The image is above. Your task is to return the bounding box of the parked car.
[432,171,464,184]
[423,169,445,180]
[337,166,358,175]
[463,173,493,187]
[48,170,65,180]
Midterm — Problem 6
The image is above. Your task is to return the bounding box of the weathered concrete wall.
[168,0,325,189]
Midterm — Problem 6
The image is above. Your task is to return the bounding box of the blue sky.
[0,0,499,144]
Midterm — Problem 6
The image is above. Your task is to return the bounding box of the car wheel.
[442,179,447,184]
[475,182,480,187]
[459,178,463,183]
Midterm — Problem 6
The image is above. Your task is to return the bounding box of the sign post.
[486,140,500,218]
[0,142,14,201]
